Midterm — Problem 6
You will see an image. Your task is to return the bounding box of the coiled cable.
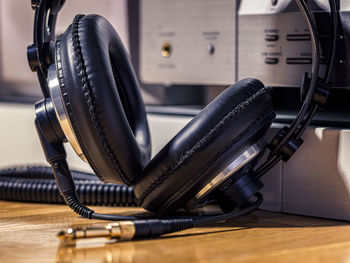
[0,165,137,206]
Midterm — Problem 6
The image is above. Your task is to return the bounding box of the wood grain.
[1,201,350,263]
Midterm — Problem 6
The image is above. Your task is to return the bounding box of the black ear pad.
[55,14,151,185]
[134,78,275,214]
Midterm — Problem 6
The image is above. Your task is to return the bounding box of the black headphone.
[19,0,337,240]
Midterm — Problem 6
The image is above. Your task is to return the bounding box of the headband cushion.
[55,14,151,185]
[134,78,275,214]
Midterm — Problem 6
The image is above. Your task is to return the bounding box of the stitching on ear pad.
[55,14,151,185]
[134,78,275,214]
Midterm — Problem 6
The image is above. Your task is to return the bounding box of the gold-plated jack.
[161,42,172,57]
[58,221,136,241]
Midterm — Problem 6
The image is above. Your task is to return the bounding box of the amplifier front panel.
[140,0,236,86]
[238,12,312,87]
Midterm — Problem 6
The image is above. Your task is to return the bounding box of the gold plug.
[58,221,135,241]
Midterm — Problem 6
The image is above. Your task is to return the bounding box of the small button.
[265,57,279,64]
[286,34,311,41]
[271,0,278,6]
[265,34,279,42]
[208,44,215,55]
[286,58,312,64]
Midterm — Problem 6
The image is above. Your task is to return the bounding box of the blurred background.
[0,0,129,100]
[1,0,350,123]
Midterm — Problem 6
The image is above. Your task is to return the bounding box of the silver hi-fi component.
[238,0,350,88]
[140,0,237,86]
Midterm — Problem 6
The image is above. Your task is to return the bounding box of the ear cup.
[134,78,275,214]
[55,14,151,185]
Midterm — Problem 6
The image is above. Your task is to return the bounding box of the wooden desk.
[1,201,350,263]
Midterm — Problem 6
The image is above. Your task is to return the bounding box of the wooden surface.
[1,201,350,263]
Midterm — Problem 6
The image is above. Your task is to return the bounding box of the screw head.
[53,162,60,169]
[31,0,41,10]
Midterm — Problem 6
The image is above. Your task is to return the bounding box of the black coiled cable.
[0,165,137,206]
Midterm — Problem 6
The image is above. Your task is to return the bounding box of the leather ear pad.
[134,78,275,214]
[55,15,151,185]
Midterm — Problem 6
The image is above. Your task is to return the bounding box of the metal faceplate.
[238,0,350,88]
[140,0,350,88]
[48,64,87,162]
[185,140,266,210]
[238,11,313,87]
[140,0,236,86]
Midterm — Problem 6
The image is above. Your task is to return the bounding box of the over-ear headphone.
[3,0,337,240]
[36,10,276,214]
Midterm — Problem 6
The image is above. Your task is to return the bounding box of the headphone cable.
[0,163,262,241]
[268,0,321,158]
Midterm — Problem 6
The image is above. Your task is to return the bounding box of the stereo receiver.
[140,0,350,88]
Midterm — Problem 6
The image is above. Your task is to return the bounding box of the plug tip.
[57,228,75,241]
[57,230,68,240]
